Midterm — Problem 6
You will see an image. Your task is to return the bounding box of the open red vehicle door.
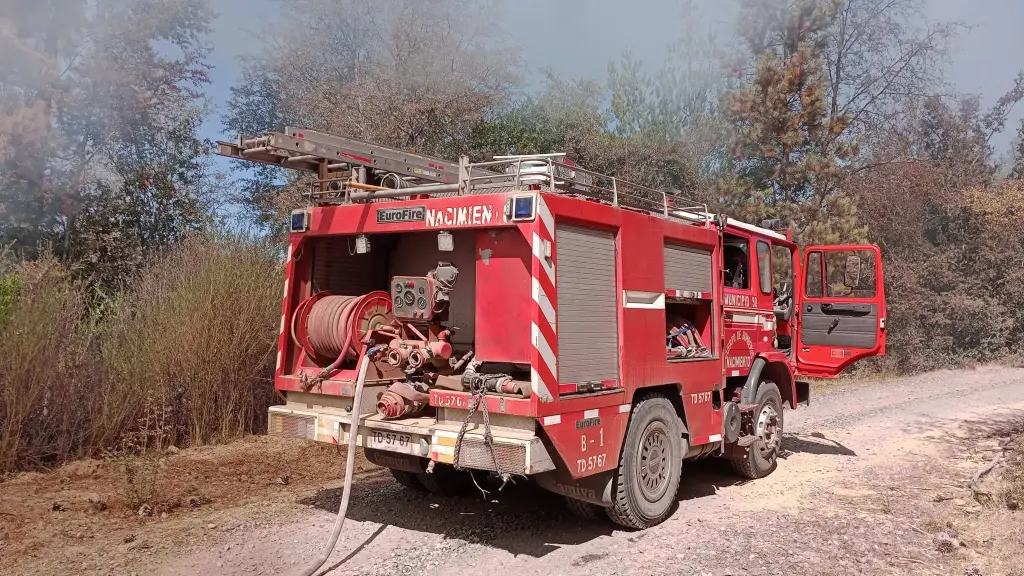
[796,245,886,378]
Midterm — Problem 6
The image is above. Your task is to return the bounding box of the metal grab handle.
[827,319,840,334]
[821,303,871,315]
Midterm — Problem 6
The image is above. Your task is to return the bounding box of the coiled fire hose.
[297,344,384,576]
[293,292,392,390]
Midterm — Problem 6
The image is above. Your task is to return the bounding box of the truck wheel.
[564,496,607,522]
[416,463,474,497]
[731,381,783,480]
[389,469,428,492]
[607,395,683,529]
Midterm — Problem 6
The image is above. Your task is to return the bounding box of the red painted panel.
[669,360,724,442]
[474,228,532,364]
[541,405,630,479]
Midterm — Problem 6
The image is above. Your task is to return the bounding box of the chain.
[452,379,512,498]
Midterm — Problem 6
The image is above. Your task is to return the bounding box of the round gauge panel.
[403,291,415,305]
[417,297,427,309]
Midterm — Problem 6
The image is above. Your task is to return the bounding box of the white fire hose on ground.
[297,345,380,576]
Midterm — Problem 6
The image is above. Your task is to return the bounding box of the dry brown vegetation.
[0,436,373,575]
[0,232,282,475]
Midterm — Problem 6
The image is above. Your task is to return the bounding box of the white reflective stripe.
[730,369,740,377]
[532,232,555,284]
[276,350,283,370]
[708,434,722,442]
[730,313,760,324]
[584,409,599,419]
[282,278,289,299]
[532,277,556,329]
[618,404,631,413]
[530,367,554,403]
[279,314,287,335]
[542,415,561,426]
[531,322,558,377]
[536,197,554,237]
[623,290,666,309]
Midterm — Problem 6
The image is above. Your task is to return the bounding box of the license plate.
[367,430,412,450]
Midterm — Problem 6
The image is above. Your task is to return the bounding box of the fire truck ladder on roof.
[216,127,717,226]
[216,127,501,188]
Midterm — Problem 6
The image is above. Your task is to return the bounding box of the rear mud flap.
[534,468,615,507]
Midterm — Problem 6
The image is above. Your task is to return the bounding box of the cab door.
[795,245,886,378]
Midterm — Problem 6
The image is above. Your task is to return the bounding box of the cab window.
[723,234,749,290]
[756,240,771,294]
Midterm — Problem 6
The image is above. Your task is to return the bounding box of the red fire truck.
[219,128,886,529]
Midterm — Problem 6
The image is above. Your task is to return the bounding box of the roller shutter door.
[664,242,713,293]
[556,223,619,385]
[311,237,387,295]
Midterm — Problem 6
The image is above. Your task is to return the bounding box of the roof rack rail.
[458,155,713,226]
[216,128,713,225]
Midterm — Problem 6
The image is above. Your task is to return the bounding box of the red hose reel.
[292,291,394,364]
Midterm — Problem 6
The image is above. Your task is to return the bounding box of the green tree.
[721,0,863,244]
[222,0,520,228]
[1008,118,1024,180]
[0,0,214,286]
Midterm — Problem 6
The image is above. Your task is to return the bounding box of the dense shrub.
[0,233,282,474]
[0,257,96,472]
[859,180,1024,375]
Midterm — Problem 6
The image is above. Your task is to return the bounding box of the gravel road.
[158,367,1024,576]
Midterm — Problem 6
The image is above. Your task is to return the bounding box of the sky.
[202,0,1024,157]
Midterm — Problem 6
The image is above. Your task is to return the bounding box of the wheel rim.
[635,422,672,502]
[755,403,780,457]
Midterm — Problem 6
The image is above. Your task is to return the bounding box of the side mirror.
[844,255,862,288]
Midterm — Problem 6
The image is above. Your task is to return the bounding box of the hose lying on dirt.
[297,345,379,576]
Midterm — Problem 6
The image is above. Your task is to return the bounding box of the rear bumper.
[268,405,555,475]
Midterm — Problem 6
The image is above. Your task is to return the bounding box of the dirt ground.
[2,366,1024,576]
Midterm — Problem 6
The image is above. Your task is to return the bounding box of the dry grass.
[100,232,282,449]
[0,257,97,472]
[999,432,1024,511]
[0,232,282,475]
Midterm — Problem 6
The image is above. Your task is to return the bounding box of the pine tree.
[719,0,865,244]
[1010,118,1024,180]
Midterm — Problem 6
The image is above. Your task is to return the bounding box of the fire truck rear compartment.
[272,227,554,475]
[309,231,478,348]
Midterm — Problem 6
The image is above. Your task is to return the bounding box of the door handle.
[821,303,871,314]
[827,319,839,334]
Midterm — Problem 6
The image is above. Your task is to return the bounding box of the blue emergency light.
[290,209,309,233]
[510,194,537,222]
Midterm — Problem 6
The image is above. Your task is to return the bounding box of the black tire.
[389,468,428,492]
[565,496,607,522]
[730,381,784,480]
[607,395,683,530]
[416,463,474,497]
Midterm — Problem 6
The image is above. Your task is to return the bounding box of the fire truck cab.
[218,128,887,529]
